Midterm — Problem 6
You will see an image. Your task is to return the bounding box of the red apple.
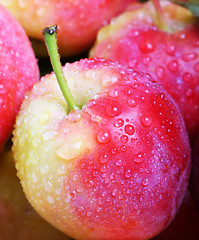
[0,0,135,57]
[90,0,199,140]
[0,3,39,153]
[11,26,191,240]
[0,149,72,240]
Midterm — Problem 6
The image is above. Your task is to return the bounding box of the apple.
[12,25,191,240]
[0,0,135,57]
[0,3,39,153]
[0,148,72,240]
[89,0,199,140]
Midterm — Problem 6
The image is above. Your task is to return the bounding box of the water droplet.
[91,114,101,123]
[106,104,121,117]
[185,89,193,97]
[100,154,109,164]
[142,56,152,65]
[182,52,198,62]
[194,62,199,72]
[142,178,149,186]
[113,118,124,128]
[115,159,122,166]
[183,72,193,82]
[134,153,143,163]
[43,131,57,141]
[139,40,155,53]
[120,135,128,143]
[68,111,81,122]
[112,189,117,197]
[111,147,117,155]
[47,195,55,204]
[166,43,176,56]
[97,129,111,143]
[125,124,135,135]
[120,145,127,152]
[127,99,137,107]
[155,66,165,80]
[140,116,152,127]
[125,169,132,178]
[167,60,179,73]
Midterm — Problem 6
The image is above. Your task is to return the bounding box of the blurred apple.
[0,148,71,240]
[0,0,135,57]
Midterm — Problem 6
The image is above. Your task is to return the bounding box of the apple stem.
[42,25,80,113]
[152,0,169,32]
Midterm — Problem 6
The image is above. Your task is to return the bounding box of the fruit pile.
[0,0,199,240]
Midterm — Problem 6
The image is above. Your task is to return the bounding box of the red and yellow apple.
[0,0,135,57]
[11,26,191,240]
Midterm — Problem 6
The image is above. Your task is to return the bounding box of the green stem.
[42,25,80,113]
[152,0,169,32]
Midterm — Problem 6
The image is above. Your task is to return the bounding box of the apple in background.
[0,149,72,240]
[0,3,39,153]
[90,0,199,140]
[11,26,191,240]
[0,0,135,57]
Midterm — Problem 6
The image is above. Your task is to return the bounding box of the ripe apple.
[11,25,191,240]
[90,0,199,140]
[0,149,72,240]
[0,3,39,153]
[0,0,135,57]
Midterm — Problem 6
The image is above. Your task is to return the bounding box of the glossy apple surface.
[0,3,39,153]
[0,148,72,240]
[12,57,191,240]
[0,0,135,57]
[90,0,199,140]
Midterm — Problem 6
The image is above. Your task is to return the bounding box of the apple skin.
[12,58,191,240]
[0,3,39,153]
[0,149,72,240]
[90,0,199,140]
[0,0,135,57]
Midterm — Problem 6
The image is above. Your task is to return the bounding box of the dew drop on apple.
[127,99,137,107]
[134,153,143,163]
[100,154,109,164]
[120,135,128,143]
[155,66,165,80]
[140,116,152,127]
[142,178,149,186]
[97,129,111,143]
[183,72,193,82]
[125,124,135,135]
[125,169,132,179]
[106,104,121,117]
[113,118,124,128]
[115,159,122,166]
[139,40,155,54]
[167,60,179,73]
[182,52,198,62]
[194,62,199,72]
